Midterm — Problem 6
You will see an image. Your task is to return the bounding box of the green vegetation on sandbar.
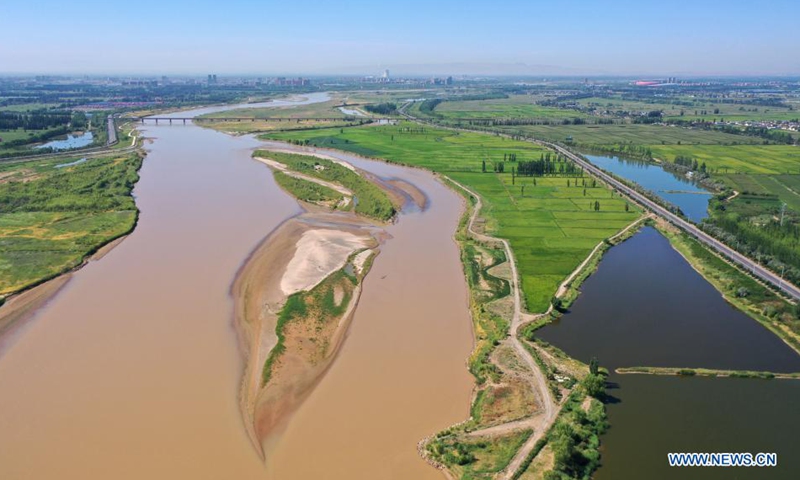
[253,150,395,221]
[272,171,346,208]
[261,260,362,386]
[264,123,641,311]
[0,153,142,296]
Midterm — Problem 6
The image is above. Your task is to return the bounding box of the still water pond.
[584,154,712,223]
[35,131,94,151]
[538,227,800,479]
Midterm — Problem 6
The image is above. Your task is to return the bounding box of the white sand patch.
[352,249,373,275]
[257,149,359,174]
[254,157,353,196]
[280,229,368,295]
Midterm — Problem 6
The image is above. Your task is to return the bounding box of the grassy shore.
[0,152,142,297]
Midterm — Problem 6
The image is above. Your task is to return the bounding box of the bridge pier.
[183,119,186,125]
[169,118,172,125]
[155,119,158,125]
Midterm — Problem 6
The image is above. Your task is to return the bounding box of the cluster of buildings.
[360,69,454,86]
[269,77,311,86]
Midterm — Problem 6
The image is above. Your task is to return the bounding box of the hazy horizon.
[1,0,798,76]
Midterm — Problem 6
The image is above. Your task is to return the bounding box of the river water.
[584,154,712,223]
[0,95,472,479]
[538,227,800,479]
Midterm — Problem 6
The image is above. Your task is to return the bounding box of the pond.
[537,227,800,479]
[35,131,94,151]
[584,154,712,223]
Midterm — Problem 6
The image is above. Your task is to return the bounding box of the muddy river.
[0,96,472,479]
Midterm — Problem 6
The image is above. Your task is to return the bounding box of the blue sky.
[1,0,797,75]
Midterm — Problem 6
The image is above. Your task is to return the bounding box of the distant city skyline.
[1,0,798,76]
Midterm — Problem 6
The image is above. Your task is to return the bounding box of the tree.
[582,373,605,398]
[594,201,600,211]
[521,184,525,197]
[589,357,599,375]
[625,202,629,212]
[551,297,564,311]
[482,160,486,173]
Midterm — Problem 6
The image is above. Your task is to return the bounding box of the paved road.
[400,105,800,301]
[106,115,117,145]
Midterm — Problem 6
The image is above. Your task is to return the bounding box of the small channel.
[537,227,800,479]
[584,154,712,223]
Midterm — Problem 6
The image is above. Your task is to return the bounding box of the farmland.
[721,174,800,211]
[434,95,590,121]
[496,123,761,146]
[265,122,641,311]
[576,95,800,122]
[0,152,142,296]
[649,144,800,174]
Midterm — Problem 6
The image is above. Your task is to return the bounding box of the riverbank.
[0,149,144,339]
[428,174,629,480]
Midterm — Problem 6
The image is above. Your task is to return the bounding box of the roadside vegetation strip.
[616,366,800,380]
[0,152,143,298]
[252,150,395,221]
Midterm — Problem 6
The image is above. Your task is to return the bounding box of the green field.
[265,123,641,311]
[577,96,799,122]
[649,144,800,174]
[497,123,763,146]
[0,153,142,296]
[721,174,800,211]
[435,95,589,120]
[0,102,61,113]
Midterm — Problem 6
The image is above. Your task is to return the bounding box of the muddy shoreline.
[0,235,129,342]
